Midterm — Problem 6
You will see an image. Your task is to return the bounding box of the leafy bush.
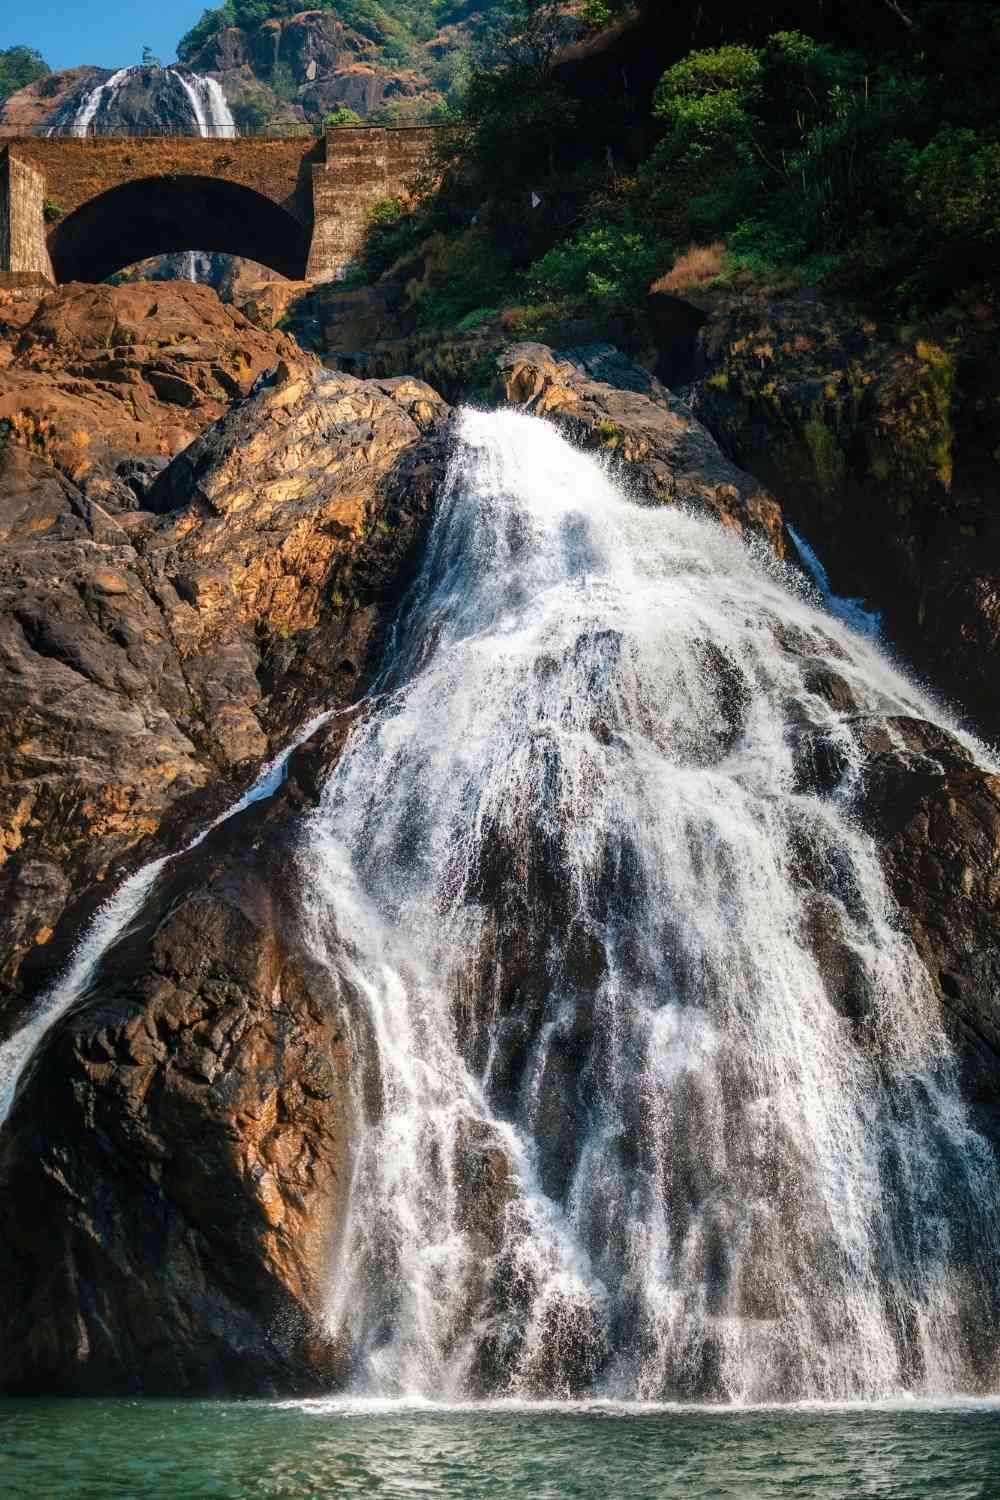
[653,43,762,115]
[638,29,943,291]
[230,89,274,132]
[349,196,432,282]
[455,305,497,331]
[325,106,364,127]
[402,228,514,327]
[580,0,630,30]
[904,129,1000,243]
[526,223,661,305]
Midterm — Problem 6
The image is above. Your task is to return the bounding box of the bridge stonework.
[0,126,441,287]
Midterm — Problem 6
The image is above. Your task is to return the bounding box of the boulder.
[497,341,787,554]
[0,281,302,508]
[0,764,358,1395]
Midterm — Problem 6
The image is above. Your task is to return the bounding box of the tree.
[453,0,583,195]
[0,45,50,105]
[475,0,578,74]
[141,46,162,68]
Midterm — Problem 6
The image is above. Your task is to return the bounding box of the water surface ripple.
[2,1400,999,1498]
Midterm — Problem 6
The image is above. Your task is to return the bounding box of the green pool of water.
[2,1398,999,1498]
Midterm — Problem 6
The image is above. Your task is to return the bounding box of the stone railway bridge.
[0,126,441,285]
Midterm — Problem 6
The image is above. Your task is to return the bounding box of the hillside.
[0,4,509,135]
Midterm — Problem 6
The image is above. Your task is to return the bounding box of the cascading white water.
[170,69,236,137]
[788,522,882,642]
[298,406,1000,1404]
[66,67,130,136]
[180,250,214,283]
[63,65,234,139]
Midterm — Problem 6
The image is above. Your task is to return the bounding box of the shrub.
[525,223,661,305]
[653,44,762,116]
[407,228,514,327]
[0,44,49,104]
[455,305,498,331]
[325,106,364,127]
[231,89,274,133]
[905,129,1000,244]
[651,242,725,293]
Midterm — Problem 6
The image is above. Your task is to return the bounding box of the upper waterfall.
[297,406,1000,1404]
[60,64,235,137]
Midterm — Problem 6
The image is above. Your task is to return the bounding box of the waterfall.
[788,523,882,642]
[169,69,235,137]
[66,68,130,137]
[181,250,214,283]
[296,406,1000,1403]
[61,65,234,138]
[2,404,999,1404]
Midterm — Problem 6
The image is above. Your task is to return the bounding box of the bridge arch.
[47,175,310,283]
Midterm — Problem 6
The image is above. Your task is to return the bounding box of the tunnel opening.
[47,175,309,284]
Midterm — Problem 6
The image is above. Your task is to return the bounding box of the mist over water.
[300,407,1000,1403]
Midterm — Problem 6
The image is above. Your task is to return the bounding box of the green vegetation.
[0,44,49,104]
[324,106,364,127]
[229,89,274,132]
[178,0,506,67]
[341,0,1000,349]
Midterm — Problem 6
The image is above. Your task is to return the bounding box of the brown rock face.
[0,778,358,1395]
[0,282,450,1027]
[0,280,302,506]
[0,296,450,1392]
[690,290,1000,740]
[497,342,788,555]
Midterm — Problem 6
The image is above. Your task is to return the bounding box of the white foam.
[297,406,1000,1403]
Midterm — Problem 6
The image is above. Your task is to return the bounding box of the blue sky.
[2,1,209,72]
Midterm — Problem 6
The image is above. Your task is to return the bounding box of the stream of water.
[296,408,1000,1403]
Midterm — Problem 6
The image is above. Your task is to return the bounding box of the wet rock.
[0,786,357,1396]
[496,341,788,554]
[851,716,1000,1134]
[692,290,1000,739]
